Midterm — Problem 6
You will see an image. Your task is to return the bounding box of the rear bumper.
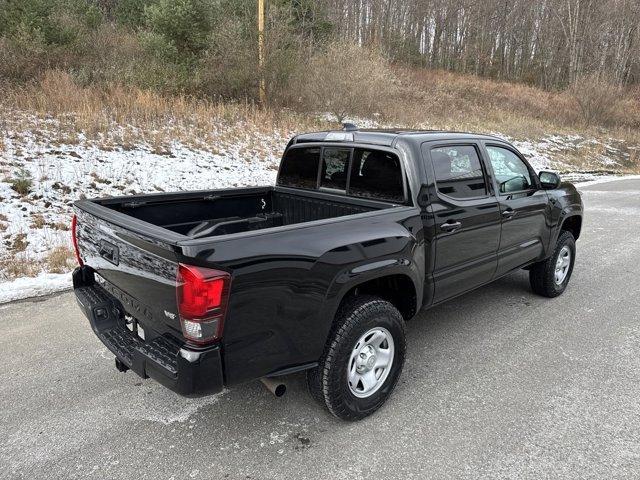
[73,267,224,397]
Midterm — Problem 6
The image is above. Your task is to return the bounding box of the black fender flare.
[320,257,423,330]
[551,211,583,247]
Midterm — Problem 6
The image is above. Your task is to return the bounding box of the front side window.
[431,145,487,199]
[348,149,404,203]
[320,148,350,190]
[486,146,533,193]
[277,147,320,189]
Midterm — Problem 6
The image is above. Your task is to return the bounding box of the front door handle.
[502,208,516,219]
[440,221,462,232]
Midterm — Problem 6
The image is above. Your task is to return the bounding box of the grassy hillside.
[3,67,639,170]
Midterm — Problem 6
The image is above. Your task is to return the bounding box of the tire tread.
[529,230,575,297]
[307,295,405,421]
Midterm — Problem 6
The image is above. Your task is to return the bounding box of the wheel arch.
[560,214,582,240]
[332,271,420,322]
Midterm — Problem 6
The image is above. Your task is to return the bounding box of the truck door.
[422,143,502,303]
[482,144,550,277]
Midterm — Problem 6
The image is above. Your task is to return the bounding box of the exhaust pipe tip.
[260,377,286,397]
[273,383,286,397]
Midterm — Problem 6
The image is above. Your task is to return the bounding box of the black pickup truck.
[72,128,583,420]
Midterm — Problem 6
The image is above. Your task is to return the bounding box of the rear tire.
[306,295,406,421]
[529,231,576,297]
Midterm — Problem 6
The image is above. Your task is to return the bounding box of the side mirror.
[539,171,561,190]
[500,175,528,193]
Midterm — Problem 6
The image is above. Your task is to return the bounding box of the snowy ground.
[0,115,636,303]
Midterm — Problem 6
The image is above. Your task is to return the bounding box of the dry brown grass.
[0,244,75,279]
[10,233,28,253]
[569,75,621,126]
[384,67,640,141]
[52,221,69,231]
[300,41,398,122]
[4,68,638,143]
[385,69,561,136]
[0,71,327,149]
[28,214,69,231]
[0,257,39,278]
[1,68,639,173]
[31,214,46,229]
[45,246,75,273]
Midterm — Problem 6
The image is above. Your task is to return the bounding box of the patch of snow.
[0,272,71,304]
[315,112,383,129]
[509,139,557,171]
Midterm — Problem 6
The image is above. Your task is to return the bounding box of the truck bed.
[89,186,395,239]
[73,180,415,391]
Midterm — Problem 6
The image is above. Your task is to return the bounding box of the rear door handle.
[502,208,516,219]
[440,221,462,232]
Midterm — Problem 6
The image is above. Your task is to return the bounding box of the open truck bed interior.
[94,187,397,239]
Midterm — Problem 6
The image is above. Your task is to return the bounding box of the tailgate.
[74,204,182,340]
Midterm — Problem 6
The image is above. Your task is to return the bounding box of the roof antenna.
[342,122,358,131]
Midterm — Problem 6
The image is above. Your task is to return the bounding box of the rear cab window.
[277,145,406,204]
[277,147,320,189]
[320,148,350,190]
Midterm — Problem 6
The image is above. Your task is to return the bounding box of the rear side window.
[320,148,350,190]
[431,146,487,199]
[349,149,404,203]
[278,147,320,189]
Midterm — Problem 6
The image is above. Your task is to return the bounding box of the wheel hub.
[356,345,377,373]
[554,245,571,285]
[348,327,395,398]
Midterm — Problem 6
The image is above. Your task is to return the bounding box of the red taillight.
[71,214,83,266]
[176,264,231,345]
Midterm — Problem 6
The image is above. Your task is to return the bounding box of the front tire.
[307,295,406,421]
[529,231,576,297]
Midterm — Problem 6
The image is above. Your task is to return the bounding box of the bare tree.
[320,0,640,89]
[300,41,397,122]
[570,74,623,125]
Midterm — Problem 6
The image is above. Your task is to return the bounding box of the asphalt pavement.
[2,177,639,479]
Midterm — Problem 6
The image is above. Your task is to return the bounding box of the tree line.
[321,0,640,88]
[0,0,638,99]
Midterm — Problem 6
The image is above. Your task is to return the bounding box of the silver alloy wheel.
[347,327,395,398]
[554,245,571,285]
